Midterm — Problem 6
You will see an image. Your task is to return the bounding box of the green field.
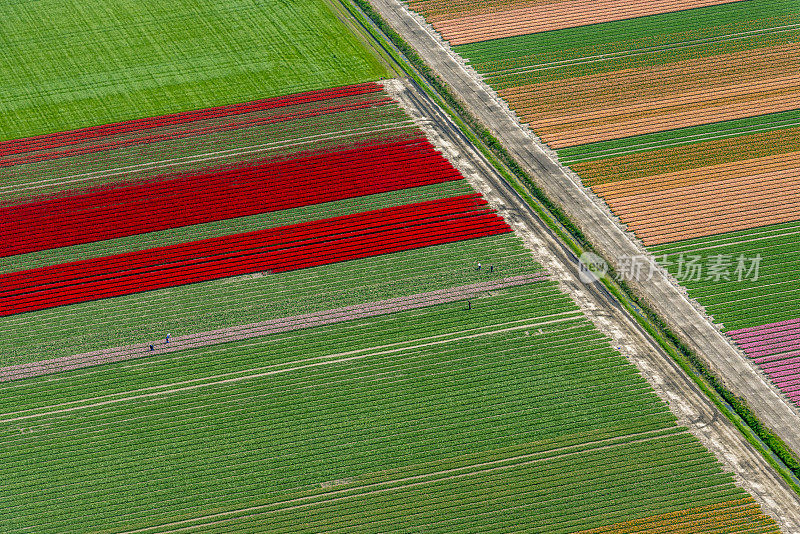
[0,0,389,140]
[0,2,787,529]
[650,221,800,332]
[1,283,774,533]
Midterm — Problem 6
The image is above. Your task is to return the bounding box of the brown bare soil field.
[593,152,800,199]
[424,0,745,45]
[570,497,775,534]
[603,168,800,245]
[573,128,800,187]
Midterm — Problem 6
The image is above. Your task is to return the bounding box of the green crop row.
[0,283,581,411]
[649,220,800,254]
[648,222,800,331]
[481,28,799,90]
[453,0,798,67]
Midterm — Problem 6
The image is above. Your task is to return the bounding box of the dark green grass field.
[0,0,389,140]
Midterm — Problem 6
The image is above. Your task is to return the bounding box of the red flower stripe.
[0,195,510,316]
[1,138,463,257]
[3,215,503,310]
[0,82,383,157]
[1,195,488,292]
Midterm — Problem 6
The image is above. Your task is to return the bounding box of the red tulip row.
[0,82,384,157]
[1,137,462,257]
[0,195,510,316]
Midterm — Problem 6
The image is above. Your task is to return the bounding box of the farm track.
[0,274,547,383]
[358,1,800,528]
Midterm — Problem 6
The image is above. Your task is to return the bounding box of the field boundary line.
[0,273,549,383]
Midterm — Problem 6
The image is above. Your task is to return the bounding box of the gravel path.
[0,273,546,383]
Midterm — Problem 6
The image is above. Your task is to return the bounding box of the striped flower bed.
[729,319,800,405]
[1,195,509,316]
[1,137,460,256]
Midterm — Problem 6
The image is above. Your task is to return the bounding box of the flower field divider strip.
[0,216,510,316]
[0,212,508,310]
[0,195,488,299]
[0,223,509,319]
[0,203,505,313]
[0,194,487,291]
[0,98,398,169]
[1,140,464,256]
[0,211,498,309]
[0,193,487,291]
[0,83,385,157]
[0,222,511,316]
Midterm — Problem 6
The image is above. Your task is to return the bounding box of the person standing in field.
[166,334,171,344]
